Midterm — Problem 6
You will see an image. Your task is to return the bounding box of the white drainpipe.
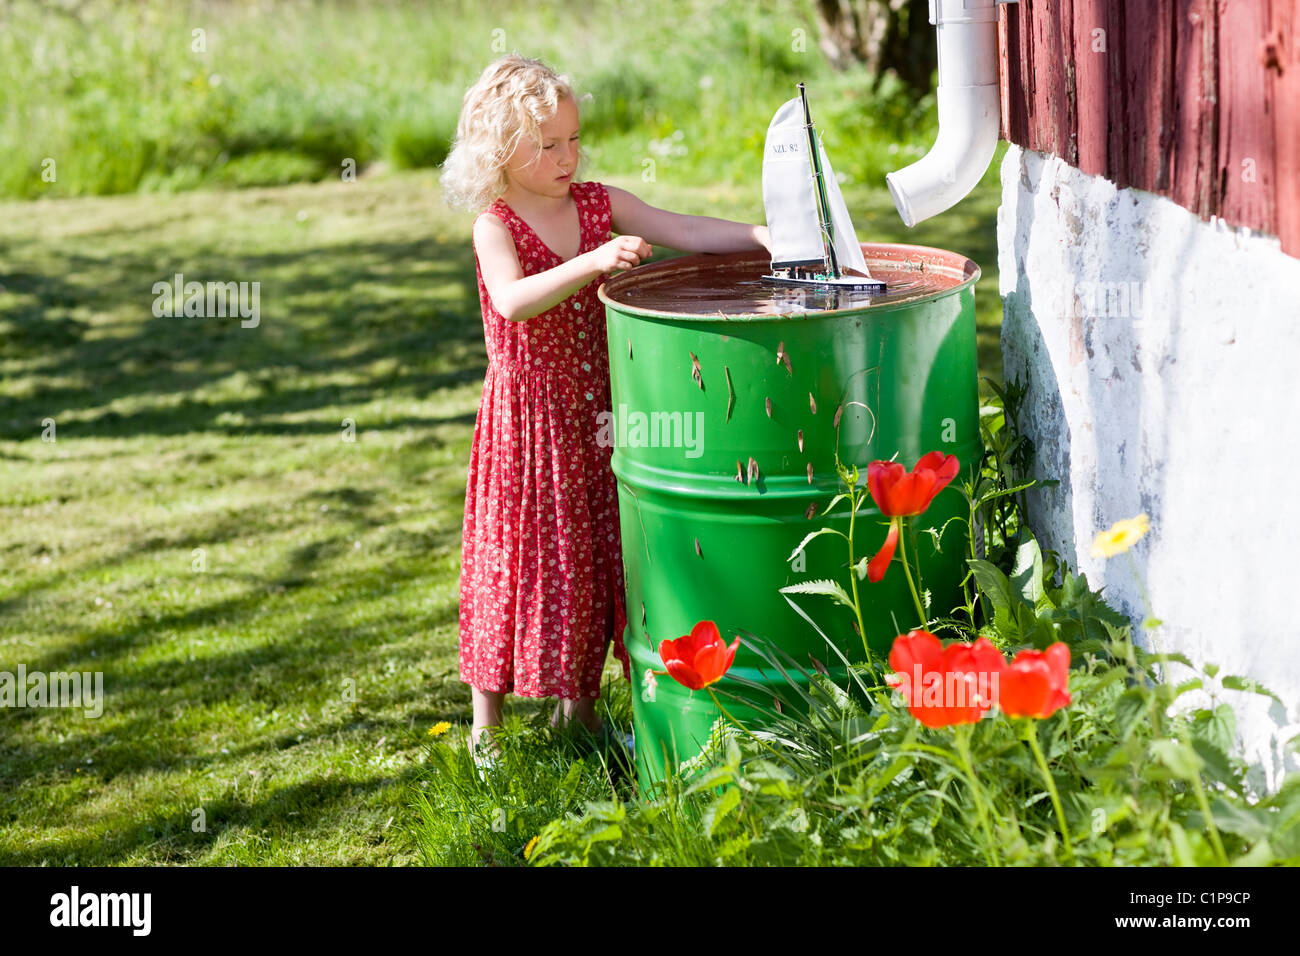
[884,0,1007,228]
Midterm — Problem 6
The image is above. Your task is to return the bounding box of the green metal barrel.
[598,244,981,796]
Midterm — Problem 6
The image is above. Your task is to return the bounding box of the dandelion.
[524,836,539,860]
[427,721,452,737]
[1090,513,1149,558]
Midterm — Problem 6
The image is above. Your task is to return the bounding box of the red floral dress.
[458,180,631,699]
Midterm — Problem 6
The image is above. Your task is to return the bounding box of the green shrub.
[0,0,941,198]
[520,382,1300,867]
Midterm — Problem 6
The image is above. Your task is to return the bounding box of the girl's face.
[504,95,579,200]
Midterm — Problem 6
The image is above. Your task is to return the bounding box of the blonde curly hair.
[440,54,588,213]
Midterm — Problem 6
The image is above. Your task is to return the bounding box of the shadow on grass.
[0,483,464,617]
[0,237,485,439]
[2,768,423,866]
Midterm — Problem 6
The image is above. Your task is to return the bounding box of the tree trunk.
[813,0,938,96]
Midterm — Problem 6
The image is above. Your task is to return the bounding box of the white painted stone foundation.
[997,145,1300,790]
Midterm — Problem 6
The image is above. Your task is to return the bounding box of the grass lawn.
[0,162,1002,864]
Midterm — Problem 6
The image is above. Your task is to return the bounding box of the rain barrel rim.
[597,241,980,322]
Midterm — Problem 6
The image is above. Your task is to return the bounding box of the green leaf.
[1191,703,1236,755]
[1045,571,1130,645]
[1010,533,1045,607]
[1168,822,1197,866]
[818,492,851,517]
[1150,739,1204,781]
[786,526,846,562]
[1222,674,1283,703]
[684,764,736,795]
[1114,689,1147,741]
[968,558,1021,616]
[558,760,585,808]
[779,578,855,609]
[920,514,965,553]
[1189,738,1240,793]
[975,479,1039,507]
[716,833,752,860]
[585,824,625,844]
[749,823,806,865]
[868,754,915,797]
[1141,651,1197,670]
[702,784,742,837]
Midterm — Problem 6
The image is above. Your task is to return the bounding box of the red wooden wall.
[1000,0,1300,258]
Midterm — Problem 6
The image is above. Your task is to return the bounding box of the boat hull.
[760,273,887,294]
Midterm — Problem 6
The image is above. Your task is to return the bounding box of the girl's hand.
[589,234,652,273]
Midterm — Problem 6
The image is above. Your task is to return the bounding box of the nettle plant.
[531,382,1300,866]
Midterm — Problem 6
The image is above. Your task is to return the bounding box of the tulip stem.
[1021,719,1075,862]
[895,517,927,626]
[846,485,871,661]
[953,724,1000,866]
[706,687,797,773]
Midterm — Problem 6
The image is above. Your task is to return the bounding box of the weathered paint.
[1000,0,1300,256]
[999,145,1300,789]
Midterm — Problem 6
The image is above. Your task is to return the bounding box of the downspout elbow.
[885,0,1003,228]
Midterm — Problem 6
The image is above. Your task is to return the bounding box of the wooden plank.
[1168,0,1219,217]
[1103,0,1130,187]
[1074,0,1112,177]
[1061,0,1079,166]
[1029,0,1077,162]
[1273,0,1300,256]
[1217,0,1276,236]
[999,0,1017,141]
[1012,0,1037,149]
[999,0,1297,255]
[1123,0,1178,195]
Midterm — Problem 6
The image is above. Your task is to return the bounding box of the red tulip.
[868,452,960,517]
[887,631,1005,727]
[659,620,740,691]
[866,521,899,583]
[998,643,1072,718]
[864,453,959,583]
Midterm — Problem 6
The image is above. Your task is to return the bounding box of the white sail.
[820,140,870,275]
[763,97,823,267]
[761,95,871,276]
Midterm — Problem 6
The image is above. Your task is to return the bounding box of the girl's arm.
[474,213,651,323]
[608,185,770,255]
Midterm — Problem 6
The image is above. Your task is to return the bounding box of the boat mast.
[798,82,839,279]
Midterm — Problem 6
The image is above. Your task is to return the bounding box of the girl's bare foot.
[550,698,602,734]
[470,724,501,756]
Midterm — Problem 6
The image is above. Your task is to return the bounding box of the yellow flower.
[523,836,539,860]
[1090,514,1150,558]
[427,721,452,737]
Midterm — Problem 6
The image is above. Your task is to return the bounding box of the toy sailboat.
[761,83,885,293]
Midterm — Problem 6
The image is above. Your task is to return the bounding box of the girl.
[441,53,769,760]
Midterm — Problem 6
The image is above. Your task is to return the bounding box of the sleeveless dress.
[458,180,631,699]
